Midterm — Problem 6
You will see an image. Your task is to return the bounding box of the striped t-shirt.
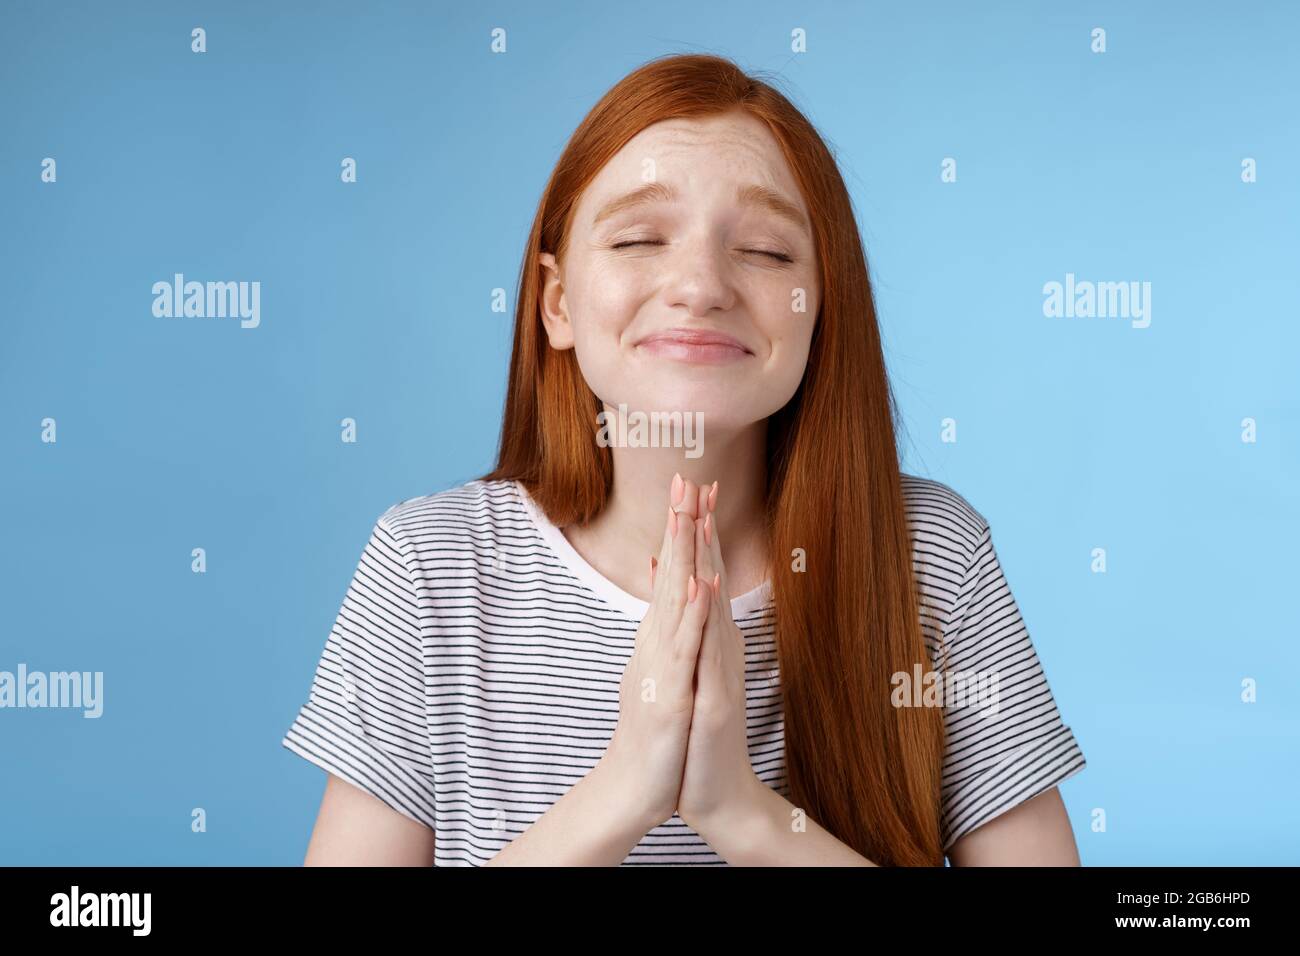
[282,475,1086,865]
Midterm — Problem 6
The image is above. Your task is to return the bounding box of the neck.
[564,419,770,603]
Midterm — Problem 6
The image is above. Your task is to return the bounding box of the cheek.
[757,275,817,362]
[574,263,647,340]
[748,281,817,410]
[754,335,811,417]
[566,267,645,402]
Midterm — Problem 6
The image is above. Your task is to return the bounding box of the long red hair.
[482,53,945,866]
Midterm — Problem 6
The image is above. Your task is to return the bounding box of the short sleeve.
[937,521,1086,853]
[282,513,437,830]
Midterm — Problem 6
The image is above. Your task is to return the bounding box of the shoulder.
[900,472,990,561]
[899,472,996,622]
[360,478,533,603]
[374,477,525,542]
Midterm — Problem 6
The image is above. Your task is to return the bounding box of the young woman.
[283,53,1087,866]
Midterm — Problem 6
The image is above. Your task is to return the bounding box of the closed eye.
[746,249,794,264]
[610,240,664,250]
[611,240,792,263]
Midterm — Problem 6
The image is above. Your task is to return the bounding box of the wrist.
[689,773,774,862]
[591,748,670,835]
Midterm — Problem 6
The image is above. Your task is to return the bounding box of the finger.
[703,488,734,627]
[694,511,717,607]
[676,476,700,521]
[702,534,746,705]
[705,525,745,663]
[648,481,679,627]
[659,471,688,580]
[654,501,674,599]
[672,571,711,677]
[695,569,726,704]
[659,508,696,640]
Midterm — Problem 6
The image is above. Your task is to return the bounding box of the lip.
[634,328,753,365]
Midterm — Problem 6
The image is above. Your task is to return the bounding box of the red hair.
[482,53,945,866]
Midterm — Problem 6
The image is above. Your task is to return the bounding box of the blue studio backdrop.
[1,0,1297,865]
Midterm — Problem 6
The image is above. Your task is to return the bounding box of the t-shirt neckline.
[513,479,773,621]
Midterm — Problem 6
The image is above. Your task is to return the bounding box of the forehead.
[577,111,804,217]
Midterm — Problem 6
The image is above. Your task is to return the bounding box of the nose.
[664,235,737,317]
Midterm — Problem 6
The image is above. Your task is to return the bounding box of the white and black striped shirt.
[282,475,1086,865]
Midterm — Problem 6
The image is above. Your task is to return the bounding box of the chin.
[636,371,754,404]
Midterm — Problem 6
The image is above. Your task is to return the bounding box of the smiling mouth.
[634,330,753,365]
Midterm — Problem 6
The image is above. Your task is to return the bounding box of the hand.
[676,480,764,834]
[648,480,764,836]
[602,473,713,830]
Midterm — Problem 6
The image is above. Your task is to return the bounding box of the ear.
[537,251,575,350]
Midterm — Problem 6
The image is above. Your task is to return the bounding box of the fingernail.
[708,480,718,513]
[650,555,657,573]
[669,506,678,538]
[704,512,712,546]
[713,571,721,594]
[688,574,697,603]
[671,472,684,505]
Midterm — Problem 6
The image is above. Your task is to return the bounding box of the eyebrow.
[592,180,809,233]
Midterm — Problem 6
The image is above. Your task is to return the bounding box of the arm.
[695,778,1080,866]
[486,750,662,866]
[692,774,878,866]
[304,773,436,866]
[303,755,661,866]
[946,786,1081,866]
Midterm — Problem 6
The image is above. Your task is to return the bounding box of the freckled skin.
[538,110,821,433]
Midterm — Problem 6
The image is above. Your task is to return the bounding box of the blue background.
[1,0,1296,865]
